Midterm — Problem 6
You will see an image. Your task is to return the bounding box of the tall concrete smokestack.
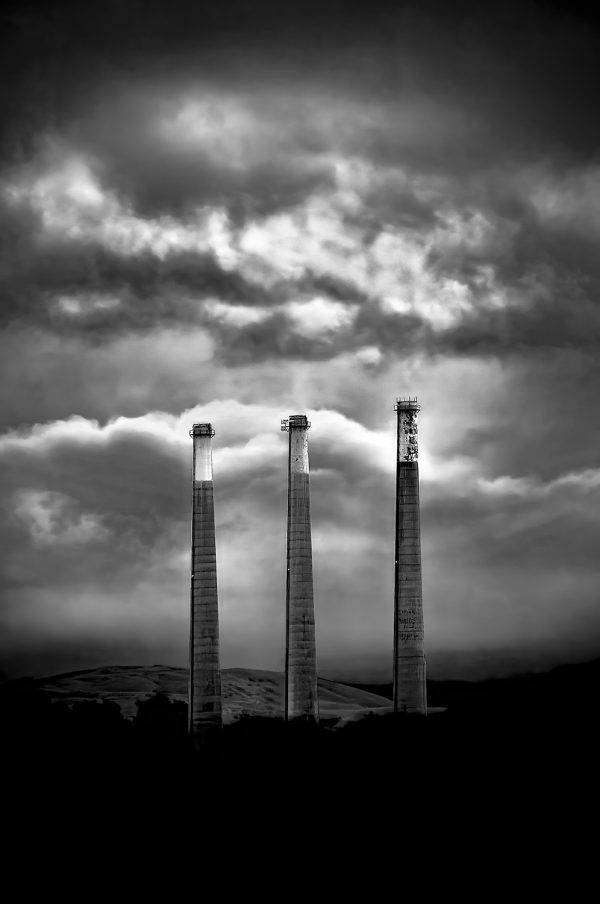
[189,423,222,741]
[281,414,319,723]
[393,398,427,714]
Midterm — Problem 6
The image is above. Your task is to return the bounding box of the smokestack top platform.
[281,415,311,430]
[395,398,421,411]
[190,423,215,437]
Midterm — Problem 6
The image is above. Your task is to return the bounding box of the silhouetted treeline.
[4,682,595,877]
[351,657,600,711]
[1,680,189,773]
[2,663,599,828]
[2,676,598,783]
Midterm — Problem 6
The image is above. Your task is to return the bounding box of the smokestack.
[281,414,319,723]
[393,398,427,714]
[189,423,222,741]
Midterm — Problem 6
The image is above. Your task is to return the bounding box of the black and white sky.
[2,0,600,681]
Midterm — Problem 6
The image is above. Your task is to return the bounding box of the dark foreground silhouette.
[2,667,599,880]
[3,663,599,809]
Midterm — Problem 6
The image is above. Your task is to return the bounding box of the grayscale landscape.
[37,665,393,722]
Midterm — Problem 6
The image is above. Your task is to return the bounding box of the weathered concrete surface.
[189,425,222,739]
[285,415,319,722]
[394,401,427,714]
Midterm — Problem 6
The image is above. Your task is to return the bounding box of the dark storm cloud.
[2,0,599,218]
[67,88,338,220]
[0,416,191,679]
[0,194,372,340]
[4,166,600,363]
[419,474,600,668]
[3,0,599,165]
[2,0,600,363]
[0,420,189,592]
[4,142,600,366]
[429,351,600,484]
[0,220,261,334]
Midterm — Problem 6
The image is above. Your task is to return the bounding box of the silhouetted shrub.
[133,692,187,745]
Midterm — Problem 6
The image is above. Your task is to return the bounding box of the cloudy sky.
[1,0,600,681]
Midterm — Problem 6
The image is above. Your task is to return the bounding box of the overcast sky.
[1,0,600,681]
